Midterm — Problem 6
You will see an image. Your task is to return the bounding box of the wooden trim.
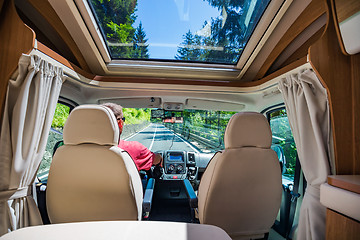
[27,0,91,73]
[334,0,360,23]
[241,57,308,87]
[326,209,360,240]
[255,0,326,80]
[93,75,233,87]
[351,54,360,174]
[330,0,349,56]
[328,175,360,194]
[36,42,95,80]
[0,0,35,123]
[37,42,73,70]
[308,0,360,174]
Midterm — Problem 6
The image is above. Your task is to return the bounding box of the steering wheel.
[146,163,162,179]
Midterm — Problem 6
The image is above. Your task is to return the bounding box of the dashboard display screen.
[169,154,183,161]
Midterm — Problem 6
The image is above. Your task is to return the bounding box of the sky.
[133,0,220,60]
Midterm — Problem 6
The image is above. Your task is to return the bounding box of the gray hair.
[102,102,123,119]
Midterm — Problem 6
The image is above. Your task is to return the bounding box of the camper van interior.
[0,0,359,239]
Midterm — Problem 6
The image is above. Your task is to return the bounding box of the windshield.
[88,0,271,64]
[121,108,236,153]
[38,105,296,182]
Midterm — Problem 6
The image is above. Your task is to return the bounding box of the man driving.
[102,103,163,171]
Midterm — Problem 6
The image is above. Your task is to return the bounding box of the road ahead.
[124,124,199,153]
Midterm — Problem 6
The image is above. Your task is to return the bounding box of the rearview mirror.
[163,110,183,124]
[163,117,183,124]
[151,109,184,123]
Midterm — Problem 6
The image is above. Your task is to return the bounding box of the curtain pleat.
[278,69,332,240]
[0,54,64,236]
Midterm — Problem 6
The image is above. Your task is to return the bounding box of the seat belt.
[286,156,301,239]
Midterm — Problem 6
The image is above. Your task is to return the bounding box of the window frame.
[73,0,292,76]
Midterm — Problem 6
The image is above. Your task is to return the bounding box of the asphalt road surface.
[124,124,200,153]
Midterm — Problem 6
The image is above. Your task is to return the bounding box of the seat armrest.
[183,179,198,208]
[142,178,155,213]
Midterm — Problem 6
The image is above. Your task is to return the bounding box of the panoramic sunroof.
[88,0,270,65]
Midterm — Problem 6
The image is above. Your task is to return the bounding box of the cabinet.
[322,175,360,240]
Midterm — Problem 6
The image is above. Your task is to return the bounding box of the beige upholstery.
[0,221,232,240]
[46,105,143,223]
[63,105,120,146]
[198,112,282,240]
[224,112,272,149]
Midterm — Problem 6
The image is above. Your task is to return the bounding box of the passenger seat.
[46,105,143,223]
[197,112,282,240]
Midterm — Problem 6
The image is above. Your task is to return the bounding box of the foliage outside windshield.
[88,0,270,64]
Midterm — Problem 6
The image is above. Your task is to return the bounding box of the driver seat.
[197,112,282,240]
[46,105,143,223]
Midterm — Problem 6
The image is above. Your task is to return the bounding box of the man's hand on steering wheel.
[153,153,163,167]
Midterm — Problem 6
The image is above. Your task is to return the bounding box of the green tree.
[123,108,150,124]
[90,0,149,58]
[176,0,269,63]
[132,22,149,59]
[51,103,70,129]
[175,31,203,61]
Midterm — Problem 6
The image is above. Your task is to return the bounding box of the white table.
[0,221,232,240]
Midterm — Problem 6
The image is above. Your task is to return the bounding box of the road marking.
[148,124,158,151]
[124,124,152,141]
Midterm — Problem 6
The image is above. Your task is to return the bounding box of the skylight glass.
[88,0,271,64]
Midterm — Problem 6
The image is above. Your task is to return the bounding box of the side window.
[37,103,70,181]
[268,108,297,183]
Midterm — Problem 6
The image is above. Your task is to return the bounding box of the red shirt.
[118,140,155,171]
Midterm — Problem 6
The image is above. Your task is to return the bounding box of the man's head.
[102,103,124,134]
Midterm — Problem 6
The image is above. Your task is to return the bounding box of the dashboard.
[156,150,214,183]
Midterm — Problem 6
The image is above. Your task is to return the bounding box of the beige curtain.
[0,54,63,235]
[278,69,332,240]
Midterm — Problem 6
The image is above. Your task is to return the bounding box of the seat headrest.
[224,112,272,149]
[63,105,119,145]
